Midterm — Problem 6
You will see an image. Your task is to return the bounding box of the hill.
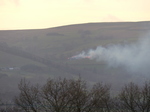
[1,21,150,59]
[0,21,150,100]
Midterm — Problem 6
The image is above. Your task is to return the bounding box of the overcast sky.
[0,0,150,30]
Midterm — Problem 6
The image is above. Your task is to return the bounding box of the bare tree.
[118,82,140,112]
[14,79,42,112]
[110,97,124,112]
[66,80,112,112]
[41,78,92,112]
[118,82,150,112]
[14,78,113,112]
[41,78,72,112]
[138,81,150,112]
[66,78,91,112]
[90,83,111,112]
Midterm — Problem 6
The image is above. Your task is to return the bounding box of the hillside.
[0,21,150,100]
[1,21,150,59]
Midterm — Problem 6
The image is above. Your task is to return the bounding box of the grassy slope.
[0,21,150,81]
[0,50,46,67]
[1,22,150,58]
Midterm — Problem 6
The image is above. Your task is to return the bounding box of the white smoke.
[76,37,150,74]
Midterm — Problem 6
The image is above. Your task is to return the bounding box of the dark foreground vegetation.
[1,78,150,112]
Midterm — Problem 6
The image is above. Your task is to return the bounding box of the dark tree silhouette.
[14,78,112,112]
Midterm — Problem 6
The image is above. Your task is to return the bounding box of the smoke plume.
[76,37,150,74]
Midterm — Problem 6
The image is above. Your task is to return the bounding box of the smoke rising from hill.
[77,37,150,74]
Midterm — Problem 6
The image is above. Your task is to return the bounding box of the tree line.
[1,78,150,112]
